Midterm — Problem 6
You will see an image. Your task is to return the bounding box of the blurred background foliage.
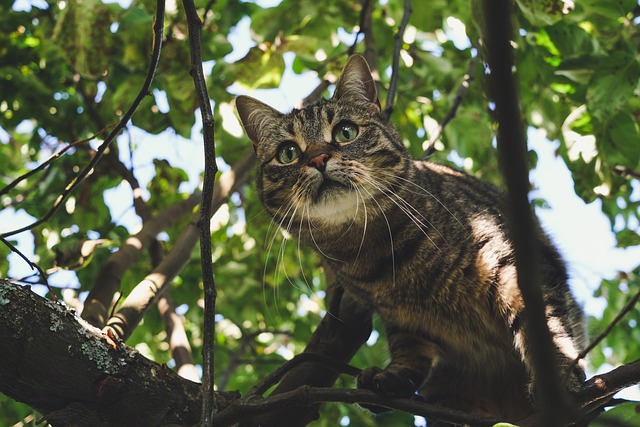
[0,0,638,425]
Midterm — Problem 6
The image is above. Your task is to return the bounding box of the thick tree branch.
[158,292,200,382]
[0,281,239,426]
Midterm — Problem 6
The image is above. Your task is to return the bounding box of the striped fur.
[236,54,586,420]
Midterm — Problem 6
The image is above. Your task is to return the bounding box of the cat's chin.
[308,183,365,226]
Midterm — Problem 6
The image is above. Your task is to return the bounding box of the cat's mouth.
[314,178,351,202]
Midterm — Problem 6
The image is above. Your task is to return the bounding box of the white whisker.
[358,183,396,287]
[354,170,444,252]
[377,169,467,232]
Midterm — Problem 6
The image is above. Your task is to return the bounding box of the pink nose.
[308,153,330,171]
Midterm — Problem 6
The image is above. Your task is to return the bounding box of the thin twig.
[0,236,54,300]
[181,1,219,424]
[360,0,377,70]
[383,0,412,120]
[483,0,569,425]
[613,165,640,179]
[202,0,217,25]
[299,0,373,109]
[0,1,165,239]
[347,0,371,56]
[216,385,502,427]
[0,125,115,198]
[246,352,362,399]
[421,52,480,159]
[564,287,640,385]
[301,80,332,107]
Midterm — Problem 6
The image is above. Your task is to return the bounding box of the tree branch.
[0,236,52,298]
[299,0,374,109]
[360,0,377,73]
[565,287,640,385]
[158,292,200,382]
[613,165,640,180]
[347,0,370,56]
[482,0,573,424]
[0,126,114,198]
[244,286,373,427]
[81,190,202,328]
[383,0,412,120]
[246,352,362,399]
[0,281,236,426]
[180,2,219,423]
[421,52,480,159]
[219,386,502,427]
[102,148,255,341]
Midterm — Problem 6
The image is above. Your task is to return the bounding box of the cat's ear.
[235,95,283,149]
[333,54,380,110]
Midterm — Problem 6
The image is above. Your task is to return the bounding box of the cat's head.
[235,55,410,229]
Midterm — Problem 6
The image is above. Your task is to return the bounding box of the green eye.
[276,142,301,164]
[332,121,359,143]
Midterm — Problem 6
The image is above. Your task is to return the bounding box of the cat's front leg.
[357,327,442,400]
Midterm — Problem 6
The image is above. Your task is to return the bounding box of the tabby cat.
[235,54,586,420]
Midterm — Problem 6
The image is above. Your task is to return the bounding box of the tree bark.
[0,281,237,427]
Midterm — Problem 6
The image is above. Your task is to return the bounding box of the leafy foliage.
[0,0,639,425]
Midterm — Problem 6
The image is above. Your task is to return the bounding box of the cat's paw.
[357,366,417,398]
[356,367,418,413]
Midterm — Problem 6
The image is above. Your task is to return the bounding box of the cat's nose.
[308,153,330,171]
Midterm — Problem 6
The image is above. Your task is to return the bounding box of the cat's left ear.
[235,95,283,150]
[333,54,380,111]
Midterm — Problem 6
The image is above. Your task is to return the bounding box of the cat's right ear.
[235,95,283,150]
[333,54,380,111]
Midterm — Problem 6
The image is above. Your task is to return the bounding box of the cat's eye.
[276,142,301,164]
[332,121,359,144]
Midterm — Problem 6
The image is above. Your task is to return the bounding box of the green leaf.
[515,0,566,26]
[616,229,640,248]
[555,54,601,85]
[591,402,640,426]
[233,47,285,89]
[576,0,637,20]
[605,112,640,169]
[586,51,640,119]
